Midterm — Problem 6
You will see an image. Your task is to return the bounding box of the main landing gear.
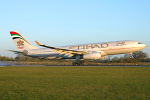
[72,60,85,66]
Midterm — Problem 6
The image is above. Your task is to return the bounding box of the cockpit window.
[138,42,143,44]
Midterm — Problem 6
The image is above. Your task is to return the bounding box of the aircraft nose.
[142,44,146,48]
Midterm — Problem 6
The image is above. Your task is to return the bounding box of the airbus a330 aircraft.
[9,31,146,65]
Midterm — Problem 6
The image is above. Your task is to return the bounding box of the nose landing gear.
[129,53,133,59]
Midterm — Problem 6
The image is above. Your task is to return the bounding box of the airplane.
[9,31,146,65]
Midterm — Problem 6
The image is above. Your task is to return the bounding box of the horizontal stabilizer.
[7,50,28,55]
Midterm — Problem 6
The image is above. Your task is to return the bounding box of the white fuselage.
[26,40,146,60]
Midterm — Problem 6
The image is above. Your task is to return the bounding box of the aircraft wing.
[35,41,87,57]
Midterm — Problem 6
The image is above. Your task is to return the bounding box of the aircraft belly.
[104,46,143,55]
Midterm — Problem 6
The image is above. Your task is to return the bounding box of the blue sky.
[0,0,150,58]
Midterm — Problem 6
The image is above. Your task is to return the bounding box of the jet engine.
[83,52,101,60]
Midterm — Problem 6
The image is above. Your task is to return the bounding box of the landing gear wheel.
[129,53,133,59]
[72,60,85,66]
[129,56,132,59]
[72,62,76,66]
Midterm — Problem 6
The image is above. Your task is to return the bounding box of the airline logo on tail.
[10,31,33,50]
[17,40,24,49]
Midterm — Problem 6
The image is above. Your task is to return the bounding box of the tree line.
[104,51,149,63]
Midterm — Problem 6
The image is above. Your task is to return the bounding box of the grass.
[0,66,150,100]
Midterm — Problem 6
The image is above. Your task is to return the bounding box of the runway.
[1,61,150,67]
[2,65,150,67]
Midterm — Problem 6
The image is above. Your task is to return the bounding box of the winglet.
[35,41,43,46]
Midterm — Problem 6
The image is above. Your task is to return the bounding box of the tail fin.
[10,31,38,51]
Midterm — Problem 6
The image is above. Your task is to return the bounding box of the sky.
[0,0,150,58]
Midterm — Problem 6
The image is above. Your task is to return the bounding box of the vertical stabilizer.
[10,31,38,51]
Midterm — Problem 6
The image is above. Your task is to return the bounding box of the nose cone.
[142,44,146,49]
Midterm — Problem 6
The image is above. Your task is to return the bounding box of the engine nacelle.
[83,52,101,60]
